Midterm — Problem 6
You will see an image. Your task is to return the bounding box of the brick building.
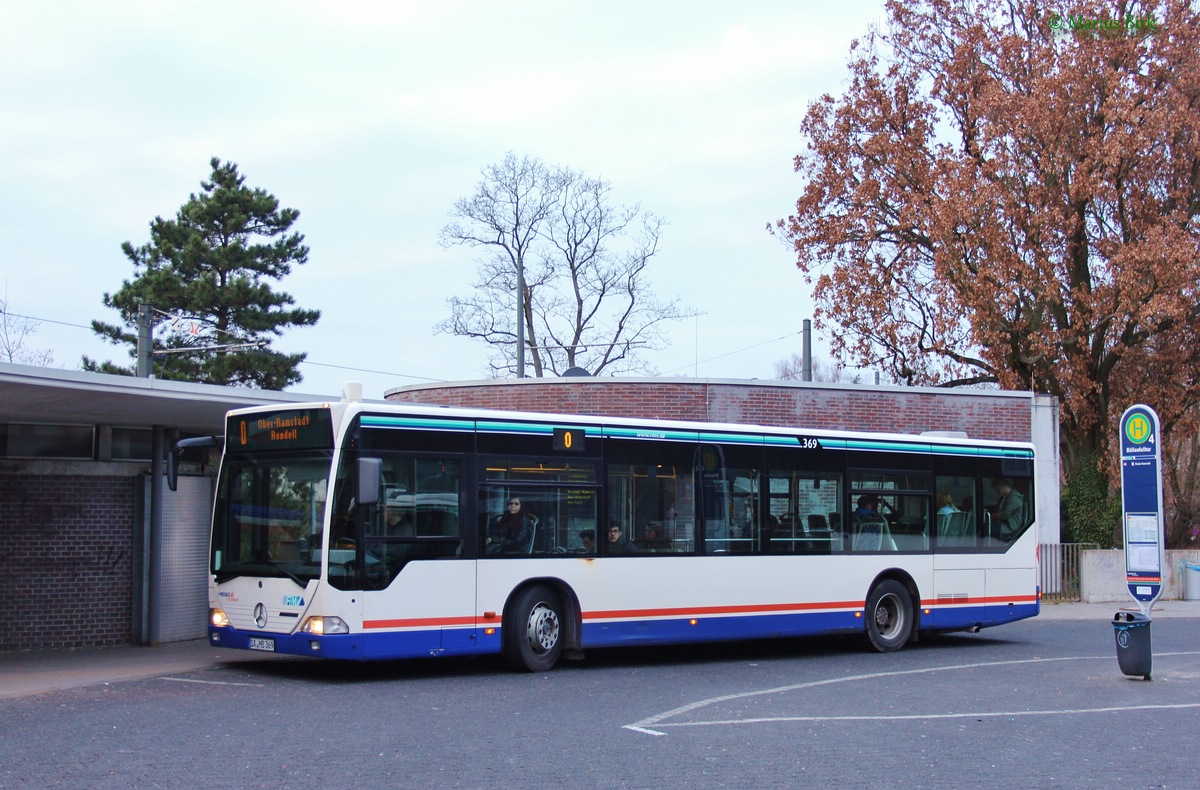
[0,363,311,651]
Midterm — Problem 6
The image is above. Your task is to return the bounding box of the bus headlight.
[210,608,231,628]
[301,616,349,635]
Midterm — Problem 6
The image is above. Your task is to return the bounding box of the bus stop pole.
[1116,404,1164,679]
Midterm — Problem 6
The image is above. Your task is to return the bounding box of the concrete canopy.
[0,362,330,434]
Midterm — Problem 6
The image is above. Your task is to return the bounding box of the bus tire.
[504,585,563,672]
[864,580,913,653]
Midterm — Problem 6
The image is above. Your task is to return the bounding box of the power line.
[299,360,447,383]
[4,307,449,383]
[660,329,805,376]
[1,310,93,331]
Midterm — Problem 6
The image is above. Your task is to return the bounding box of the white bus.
[202,392,1039,670]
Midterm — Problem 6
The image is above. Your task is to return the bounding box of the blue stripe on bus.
[581,609,863,646]
[361,416,476,432]
[579,601,1037,648]
[927,601,1039,630]
[598,426,700,442]
[477,421,555,435]
[819,437,1033,459]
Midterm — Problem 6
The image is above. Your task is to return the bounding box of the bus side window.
[980,458,1034,548]
[935,475,976,549]
[764,466,843,556]
[606,439,697,555]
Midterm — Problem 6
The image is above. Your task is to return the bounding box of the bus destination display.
[228,408,334,452]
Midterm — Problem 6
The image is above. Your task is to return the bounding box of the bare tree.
[438,153,695,377]
[774,354,863,384]
[0,297,54,366]
[438,154,560,377]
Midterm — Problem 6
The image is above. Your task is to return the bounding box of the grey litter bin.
[1185,563,1200,602]
[1113,611,1152,680]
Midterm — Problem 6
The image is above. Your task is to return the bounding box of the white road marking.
[160,677,264,687]
[642,702,1200,729]
[624,652,1200,736]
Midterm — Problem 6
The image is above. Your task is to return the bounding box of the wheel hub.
[875,594,901,637]
[527,603,560,653]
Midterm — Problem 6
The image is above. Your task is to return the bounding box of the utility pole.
[516,261,525,378]
[802,319,813,382]
[136,303,155,378]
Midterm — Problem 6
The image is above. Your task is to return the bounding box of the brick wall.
[384,379,1034,442]
[0,474,136,650]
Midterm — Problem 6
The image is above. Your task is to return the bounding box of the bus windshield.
[211,451,332,585]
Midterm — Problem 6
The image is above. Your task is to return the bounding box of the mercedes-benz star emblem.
[253,603,268,629]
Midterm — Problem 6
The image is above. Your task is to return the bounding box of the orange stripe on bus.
[363,616,478,630]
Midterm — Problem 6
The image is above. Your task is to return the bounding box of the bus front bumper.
[208,626,363,660]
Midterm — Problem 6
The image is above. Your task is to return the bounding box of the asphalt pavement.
[3,600,1198,700]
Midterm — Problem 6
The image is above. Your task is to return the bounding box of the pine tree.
[86,157,319,389]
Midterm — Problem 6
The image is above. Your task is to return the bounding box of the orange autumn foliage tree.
[777,0,1200,543]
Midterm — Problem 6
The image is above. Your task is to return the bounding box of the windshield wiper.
[212,564,309,587]
[267,562,307,588]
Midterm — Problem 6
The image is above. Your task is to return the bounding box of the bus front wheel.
[504,585,563,672]
[864,580,913,652]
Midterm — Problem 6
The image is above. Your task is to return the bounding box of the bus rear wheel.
[864,580,913,652]
[505,585,563,672]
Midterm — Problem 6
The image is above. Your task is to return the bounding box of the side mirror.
[357,458,382,507]
[168,436,222,491]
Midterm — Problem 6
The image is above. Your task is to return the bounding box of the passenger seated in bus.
[936,492,959,516]
[856,494,899,521]
[606,522,639,555]
[990,477,1025,539]
[330,513,355,550]
[577,529,596,554]
[852,496,896,551]
[759,514,781,553]
[384,505,414,536]
[960,496,975,520]
[960,495,991,537]
[639,522,670,552]
[854,495,881,519]
[485,497,536,554]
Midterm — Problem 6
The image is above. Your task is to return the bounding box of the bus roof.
[225,397,1035,455]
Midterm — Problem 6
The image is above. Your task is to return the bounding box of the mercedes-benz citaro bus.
[197,385,1039,671]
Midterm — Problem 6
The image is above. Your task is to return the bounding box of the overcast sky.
[1,0,886,399]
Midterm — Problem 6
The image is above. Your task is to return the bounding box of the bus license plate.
[248,637,275,652]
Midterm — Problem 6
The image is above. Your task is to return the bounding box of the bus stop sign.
[1119,405,1164,611]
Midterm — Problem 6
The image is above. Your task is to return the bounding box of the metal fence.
[1039,543,1099,603]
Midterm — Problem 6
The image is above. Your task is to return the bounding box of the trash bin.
[1185,564,1200,602]
[1113,611,1152,680]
